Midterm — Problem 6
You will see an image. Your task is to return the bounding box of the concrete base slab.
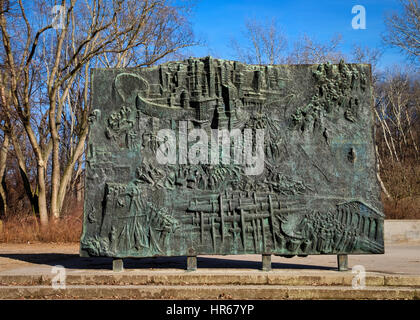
[0,284,419,300]
[0,243,419,299]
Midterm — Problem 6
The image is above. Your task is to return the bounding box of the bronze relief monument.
[80,57,384,271]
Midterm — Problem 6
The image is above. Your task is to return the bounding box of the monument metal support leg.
[187,248,197,272]
[113,258,124,272]
[262,254,272,271]
[337,254,348,272]
[187,256,197,271]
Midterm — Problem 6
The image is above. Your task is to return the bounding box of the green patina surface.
[80,57,384,258]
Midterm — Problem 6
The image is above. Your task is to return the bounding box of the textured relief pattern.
[81,57,384,258]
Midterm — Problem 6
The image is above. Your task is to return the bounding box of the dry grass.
[0,212,82,244]
[383,196,420,219]
[380,159,420,219]
[381,160,420,199]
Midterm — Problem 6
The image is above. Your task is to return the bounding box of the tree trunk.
[0,133,9,217]
[37,162,49,228]
[8,130,40,214]
[375,145,391,199]
[49,95,61,221]
[56,127,88,216]
[374,108,394,161]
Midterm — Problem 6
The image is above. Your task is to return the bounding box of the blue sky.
[187,0,407,69]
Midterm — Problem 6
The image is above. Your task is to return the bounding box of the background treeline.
[0,0,418,242]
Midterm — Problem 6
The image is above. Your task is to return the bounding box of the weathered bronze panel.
[80,57,384,259]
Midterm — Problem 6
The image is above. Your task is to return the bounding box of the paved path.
[0,243,419,275]
[0,243,419,299]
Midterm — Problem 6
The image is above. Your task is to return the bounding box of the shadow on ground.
[0,253,335,271]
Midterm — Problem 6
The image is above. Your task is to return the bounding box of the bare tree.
[374,67,419,202]
[287,33,345,64]
[375,66,419,162]
[0,65,9,217]
[46,0,195,220]
[383,0,420,64]
[230,18,287,65]
[230,18,345,66]
[0,0,53,226]
[351,44,383,76]
[0,104,9,217]
[0,69,40,219]
[0,0,196,226]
